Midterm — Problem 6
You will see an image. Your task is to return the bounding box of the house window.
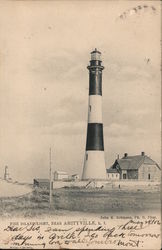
[123,174,127,179]
[148,173,151,180]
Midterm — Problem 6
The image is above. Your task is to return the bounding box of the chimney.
[141,151,145,156]
[124,153,128,158]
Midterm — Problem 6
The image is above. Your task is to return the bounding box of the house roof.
[54,171,68,175]
[34,179,50,182]
[107,168,119,173]
[108,155,160,171]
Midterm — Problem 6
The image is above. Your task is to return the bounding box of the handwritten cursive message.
[0,215,160,249]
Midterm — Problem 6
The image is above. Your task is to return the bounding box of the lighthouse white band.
[88,95,103,123]
[82,151,106,180]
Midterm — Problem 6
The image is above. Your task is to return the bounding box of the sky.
[0,1,161,182]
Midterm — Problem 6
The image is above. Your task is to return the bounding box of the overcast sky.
[0,1,161,182]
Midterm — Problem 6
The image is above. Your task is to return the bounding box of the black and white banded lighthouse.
[82,49,107,180]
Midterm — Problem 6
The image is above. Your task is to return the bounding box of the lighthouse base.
[82,151,107,180]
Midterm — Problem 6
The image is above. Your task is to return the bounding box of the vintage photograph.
[0,1,161,249]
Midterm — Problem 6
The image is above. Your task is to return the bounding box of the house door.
[148,174,151,180]
[123,174,127,179]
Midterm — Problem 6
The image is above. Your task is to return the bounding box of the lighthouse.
[82,49,106,180]
[4,166,9,181]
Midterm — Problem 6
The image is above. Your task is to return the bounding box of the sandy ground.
[0,179,32,198]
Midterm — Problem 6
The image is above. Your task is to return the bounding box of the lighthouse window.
[86,153,88,160]
[89,105,91,112]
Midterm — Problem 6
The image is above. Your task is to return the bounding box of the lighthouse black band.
[89,72,102,95]
[86,123,104,151]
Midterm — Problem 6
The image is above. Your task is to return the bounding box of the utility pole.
[49,147,52,208]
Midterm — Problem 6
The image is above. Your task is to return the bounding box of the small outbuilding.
[33,178,53,189]
[53,171,69,181]
[70,174,79,181]
[107,168,120,180]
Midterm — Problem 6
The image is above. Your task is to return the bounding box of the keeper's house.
[107,152,161,181]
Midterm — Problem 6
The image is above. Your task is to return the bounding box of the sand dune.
[0,179,32,198]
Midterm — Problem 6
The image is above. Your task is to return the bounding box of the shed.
[53,171,69,181]
[71,174,79,181]
[33,178,53,189]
